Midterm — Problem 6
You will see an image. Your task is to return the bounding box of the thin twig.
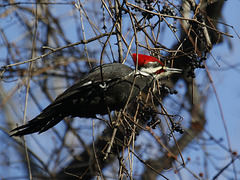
[103,110,122,160]
[1,32,116,71]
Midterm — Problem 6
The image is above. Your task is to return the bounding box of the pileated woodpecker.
[10,54,181,136]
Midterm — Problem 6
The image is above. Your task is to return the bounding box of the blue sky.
[1,1,240,179]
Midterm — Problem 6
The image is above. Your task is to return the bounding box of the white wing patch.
[99,82,107,89]
[80,81,92,87]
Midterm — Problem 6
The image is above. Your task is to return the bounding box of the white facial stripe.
[129,70,151,77]
[140,66,163,74]
[137,71,151,76]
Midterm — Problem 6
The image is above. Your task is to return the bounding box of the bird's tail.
[10,104,67,136]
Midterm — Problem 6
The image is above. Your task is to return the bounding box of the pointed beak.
[162,67,182,74]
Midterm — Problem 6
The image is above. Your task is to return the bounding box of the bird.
[10,54,181,136]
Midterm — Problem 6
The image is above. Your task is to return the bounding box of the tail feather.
[10,106,66,136]
[38,114,64,134]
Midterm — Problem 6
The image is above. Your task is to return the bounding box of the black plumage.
[10,63,154,136]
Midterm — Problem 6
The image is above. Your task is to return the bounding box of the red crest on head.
[132,53,163,66]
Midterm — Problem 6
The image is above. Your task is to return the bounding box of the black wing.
[10,63,132,136]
